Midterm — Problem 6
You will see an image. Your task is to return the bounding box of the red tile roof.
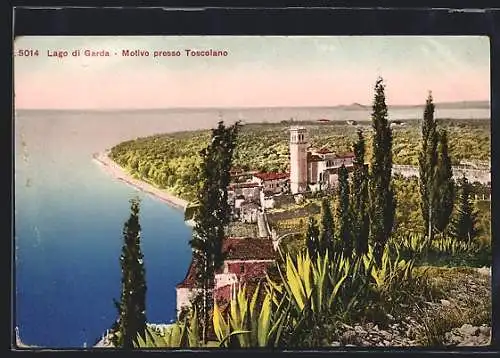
[253,172,289,181]
[223,237,275,260]
[307,152,323,162]
[176,238,275,289]
[316,147,333,154]
[337,152,355,159]
[176,258,198,289]
[229,182,261,189]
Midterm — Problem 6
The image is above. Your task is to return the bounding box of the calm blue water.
[13,107,490,348]
[14,111,200,348]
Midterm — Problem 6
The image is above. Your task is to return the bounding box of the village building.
[228,182,261,202]
[251,172,289,195]
[289,126,356,194]
[175,237,276,317]
[239,201,260,223]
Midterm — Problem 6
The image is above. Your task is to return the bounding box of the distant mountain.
[337,100,490,111]
[17,100,490,112]
[340,102,370,111]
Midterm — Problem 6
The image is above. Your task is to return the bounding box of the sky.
[13,36,490,109]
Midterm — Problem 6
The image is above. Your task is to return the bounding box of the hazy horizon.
[14,99,491,112]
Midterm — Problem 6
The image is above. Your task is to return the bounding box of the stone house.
[251,172,289,195]
[175,237,276,317]
[239,201,260,223]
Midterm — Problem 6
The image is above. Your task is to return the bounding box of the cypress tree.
[418,92,439,242]
[319,198,335,256]
[350,129,369,256]
[434,129,455,234]
[337,165,352,256]
[450,176,479,243]
[368,77,396,263]
[112,197,147,349]
[189,121,240,343]
[305,216,320,260]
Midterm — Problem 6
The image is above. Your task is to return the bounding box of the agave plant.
[212,282,287,348]
[267,250,359,336]
[135,321,188,348]
[401,233,427,258]
[336,254,371,313]
[213,302,231,346]
[363,245,415,295]
[134,308,202,348]
[269,251,335,317]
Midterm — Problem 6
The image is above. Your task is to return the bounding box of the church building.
[289,126,356,194]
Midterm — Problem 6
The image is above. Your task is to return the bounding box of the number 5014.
[17,49,39,56]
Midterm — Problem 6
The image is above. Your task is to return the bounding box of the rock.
[342,323,354,330]
[341,330,358,345]
[479,326,491,336]
[476,267,491,276]
[331,341,341,347]
[386,313,395,321]
[379,330,393,340]
[440,299,451,306]
[354,325,368,335]
[460,324,479,336]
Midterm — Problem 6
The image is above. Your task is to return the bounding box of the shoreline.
[92,151,189,211]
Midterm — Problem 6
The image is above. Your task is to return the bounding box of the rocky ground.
[330,266,491,348]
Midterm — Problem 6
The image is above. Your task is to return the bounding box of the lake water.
[13,106,490,348]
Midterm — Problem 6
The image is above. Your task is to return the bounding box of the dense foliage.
[111,197,147,349]
[337,165,351,256]
[419,92,439,240]
[105,82,490,349]
[450,176,480,244]
[350,129,369,256]
[109,120,490,203]
[319,198,335,256]
[434,129,455,234]
[188,121,240,343]
[368,78,396,263]
[418,93,454,241]
[305,216,320,260]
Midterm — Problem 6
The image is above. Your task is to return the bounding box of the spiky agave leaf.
[257,293,272,346]
[249,282,261,346]
[187,308,200,347]
[285,254,308,310]
[229,284,250,347]
[218,330,251,348]
[213,303,229,346]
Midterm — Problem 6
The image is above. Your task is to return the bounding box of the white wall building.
[289,126,309,194]
[251,172,289,194]
[289,126,356,193]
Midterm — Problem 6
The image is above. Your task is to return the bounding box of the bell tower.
[289,126,308,194]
